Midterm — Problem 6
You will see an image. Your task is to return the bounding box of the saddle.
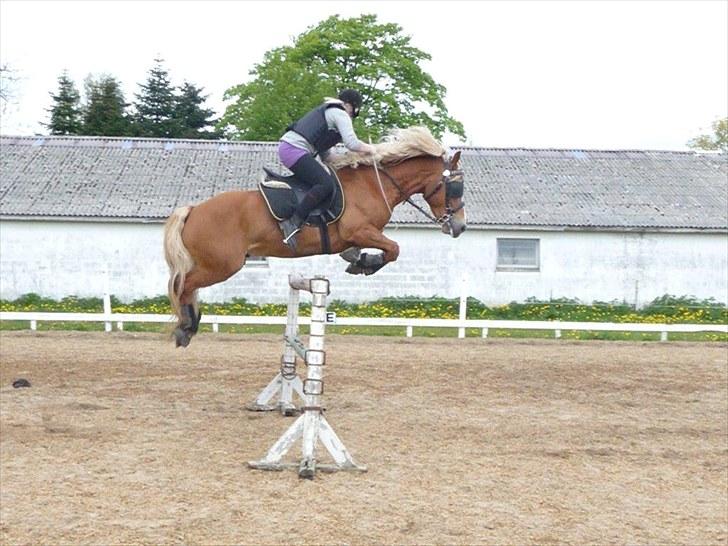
[259,167,345,224]
[258,167,345,253]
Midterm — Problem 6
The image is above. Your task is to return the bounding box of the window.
[496,238,540,271]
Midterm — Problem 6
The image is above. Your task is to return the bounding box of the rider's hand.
[361,143,377,157]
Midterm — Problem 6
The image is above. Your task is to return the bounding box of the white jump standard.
[248,274,366,479]
[247,279,307,416]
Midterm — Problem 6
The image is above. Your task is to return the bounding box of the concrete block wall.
[1,219,726,306]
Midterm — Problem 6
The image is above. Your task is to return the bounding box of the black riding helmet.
[338,89,363,118]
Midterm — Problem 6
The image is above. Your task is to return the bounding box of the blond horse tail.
[163,206,194,322]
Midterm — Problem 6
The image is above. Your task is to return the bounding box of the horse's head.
[333,127,467,237]
[422,151,467,238]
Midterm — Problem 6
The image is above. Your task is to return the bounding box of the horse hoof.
[360,252,385,268]
[174,328,191,348]
[345,263,364,275]
[357,252,385,275]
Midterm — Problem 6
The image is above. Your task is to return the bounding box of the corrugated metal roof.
[459,146,727,230]
[1,135,726,230]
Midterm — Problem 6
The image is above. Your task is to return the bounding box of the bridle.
[422,164,465,226]
[376,157,465,226]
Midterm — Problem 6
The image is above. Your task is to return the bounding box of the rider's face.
[344,103,360,119]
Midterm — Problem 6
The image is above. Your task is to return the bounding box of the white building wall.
[1,219,726,306]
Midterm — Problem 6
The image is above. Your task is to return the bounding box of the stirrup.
[280,217,302,249]
[283,225,301,244]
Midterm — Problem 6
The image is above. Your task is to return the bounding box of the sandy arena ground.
[0,330,726,545]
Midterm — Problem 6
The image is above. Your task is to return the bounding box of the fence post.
[103,293,112,332]
[458,275,467,339]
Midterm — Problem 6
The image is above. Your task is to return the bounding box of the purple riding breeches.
[278,141,309,170]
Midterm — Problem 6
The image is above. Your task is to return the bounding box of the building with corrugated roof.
[1,135,726,305]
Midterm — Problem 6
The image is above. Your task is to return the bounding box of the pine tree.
[81,75,131,136]
[174,81,220,139]
[46,71,82,135]
[132,58,181,137]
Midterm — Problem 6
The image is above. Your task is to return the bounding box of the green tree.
[219,14,465,142]
[45,70,82,135]
[81,75,131,136]
[687,117,728,153]
[132,58,180,137]
[174,81,220,139]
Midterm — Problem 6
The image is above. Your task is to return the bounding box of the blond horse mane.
[325,126,447,170]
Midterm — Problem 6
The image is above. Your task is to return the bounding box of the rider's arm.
[326,108,375,155]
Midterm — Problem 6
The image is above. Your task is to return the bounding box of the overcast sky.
[1,0,726,150]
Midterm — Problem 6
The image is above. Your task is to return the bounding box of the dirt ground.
[0,331,726,546]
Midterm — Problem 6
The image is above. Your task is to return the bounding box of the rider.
[277,89,376,249]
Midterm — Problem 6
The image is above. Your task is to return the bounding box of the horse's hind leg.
[174,280,209,347]
[173,267,212,348]
[173,264,238,348]
[174,302,201,348]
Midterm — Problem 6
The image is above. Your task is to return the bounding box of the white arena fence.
[1,295,726,341]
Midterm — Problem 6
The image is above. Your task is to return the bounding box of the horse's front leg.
[344,228,400,276]
[339,246,362,264]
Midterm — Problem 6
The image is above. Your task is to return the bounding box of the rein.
[377,167,441,224]
[370,139,394,217]
[373,162,464,226]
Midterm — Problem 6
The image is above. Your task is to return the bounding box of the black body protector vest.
[288,102,346,156]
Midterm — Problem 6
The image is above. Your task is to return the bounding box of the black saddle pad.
[258,167,345,225]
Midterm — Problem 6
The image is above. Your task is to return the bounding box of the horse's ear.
[450,150,461,168]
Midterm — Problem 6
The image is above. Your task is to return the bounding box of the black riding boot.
[280,212,305,250]
[280,154,336,251]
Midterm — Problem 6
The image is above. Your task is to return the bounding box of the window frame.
[496,238,540,272]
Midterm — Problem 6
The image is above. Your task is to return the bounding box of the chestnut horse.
[163,127,466,347]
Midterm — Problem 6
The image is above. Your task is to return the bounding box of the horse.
[163,126,467,347]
